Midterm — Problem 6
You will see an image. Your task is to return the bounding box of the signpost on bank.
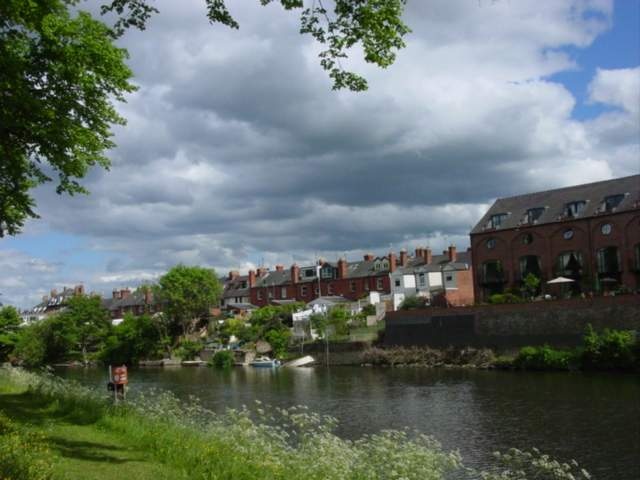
[108,365,128,404]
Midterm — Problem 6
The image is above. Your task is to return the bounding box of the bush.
[488,293,523,304]
[582,325,637,371]
[264,329,292,358]
[176,340,202,360]
[514,346,577,370]
[399,296,427,310]
[211,350,234,369]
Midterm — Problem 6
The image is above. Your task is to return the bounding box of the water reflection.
[56,366,640,480]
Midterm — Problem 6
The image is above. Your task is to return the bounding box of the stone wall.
[385,295,640,349]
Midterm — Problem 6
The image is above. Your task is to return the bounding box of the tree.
[0,306,22,361]
[102,0,410,91]
[15,315,76,367]
[57,295,112,364]
[156,265,222,339]
[100,312,168,365]
[0,0,135,236]
[523,273,541,299]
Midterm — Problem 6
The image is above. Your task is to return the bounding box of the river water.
[56,366,640,479]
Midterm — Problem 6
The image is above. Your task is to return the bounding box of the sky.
[1,0,639,309]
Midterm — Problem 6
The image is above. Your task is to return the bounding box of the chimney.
[248,270,256,288]
[50,288,58,298]
[74,284,84,296]
[112,289,120,299]
[228,270,239,280]
[423,247,432,265]
[337,258,348,278]
[275,264,284,272]
[120,288,131,299]
[399,249,408,267]
[415,247,423,259]
[42,295,49,303]
[363,253,374,262]
[257,267,268,277]
[144,289,153,305]
[448,244,457,263]
[388,252,397,273]
[290,264,300,284]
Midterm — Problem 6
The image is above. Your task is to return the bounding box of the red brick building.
[225,253,394,308]
[470,175,640,302]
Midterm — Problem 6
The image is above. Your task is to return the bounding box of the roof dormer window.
[564,201,586,218]
[603,194,624,212]
[525,207,545,224]
[488,213,508,229]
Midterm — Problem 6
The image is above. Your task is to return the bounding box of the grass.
[0,382,185,480]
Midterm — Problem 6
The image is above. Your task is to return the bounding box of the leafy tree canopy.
[0,306,22,361]
[156,265,222,338]
[102,0,410,91]
[0,0,135,236]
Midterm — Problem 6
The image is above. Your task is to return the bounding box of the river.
[56,366,640,479]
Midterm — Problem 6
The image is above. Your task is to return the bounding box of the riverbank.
[1,367,597,480]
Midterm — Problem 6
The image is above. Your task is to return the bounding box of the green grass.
[0,386,185,480]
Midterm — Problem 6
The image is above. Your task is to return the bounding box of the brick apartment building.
[102,287,160,320]
[470,175,640,302]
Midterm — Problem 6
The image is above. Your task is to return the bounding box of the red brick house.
[470,175,640,302]
[237,253,394,308]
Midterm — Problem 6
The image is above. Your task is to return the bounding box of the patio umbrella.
[600,277,618,283]
[546,276,575,284]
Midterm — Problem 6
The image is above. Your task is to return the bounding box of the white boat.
[282,355,315,367]
[250,356,281,368]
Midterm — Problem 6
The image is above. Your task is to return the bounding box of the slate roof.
[471,175,640,235]
[27,287,77,314]
[393,251,472,275]
[222,275,250,298]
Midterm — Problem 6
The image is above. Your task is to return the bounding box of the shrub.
[488,293,523,304]
[264,329,292,358]
[582,325,637,371]
[211,350,234,369]
[176,340,202,360]
[514,345,577,370]
[399,296,427,310]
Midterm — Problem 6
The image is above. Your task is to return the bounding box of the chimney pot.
[228,270,239,280]
[388,252,397,273]
[275,264,284,272]
[290,264,300,284]
[448,244,457,263]
[337,258,348,278]
[399,249,408,267]
[363,253,374,262]
[423,247,432,265]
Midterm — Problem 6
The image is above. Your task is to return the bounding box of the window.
[481,261,505,283]
[281,287,287,299]
[328,283,334,295]
[486,238,496,249]
[526,207,545,224]
[257,290,263,300]
[321,266,334,279]
[522,233,533,245]
[601,223,612,235]
[555,251,583,277]
[596,247,621,274]
[603,194,624,212]
[519,255,541,280]
[300,286,308,296]
[376,278,383,290]
[446,275,453,282]
[418,273,426,287]
[350,281,356,292]
[564,201,586,218]
[489,213,508,228]
[314,286,319,295]
[394,279,401,287]
[304,269,315,278]
[240,281,247,289]
[563,229,574,240]
[268,290,273,299]
[364,280,370,291]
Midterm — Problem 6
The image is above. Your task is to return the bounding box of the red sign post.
[109,365,128,403]
[113,366,128,385]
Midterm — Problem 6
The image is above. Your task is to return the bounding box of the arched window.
[596,247,621,275]
[481,260,505,284]
[555,251,583,278]
[519,255,541,280]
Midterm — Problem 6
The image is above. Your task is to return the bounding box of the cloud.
[5,0,638,308]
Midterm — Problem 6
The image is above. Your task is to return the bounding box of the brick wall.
[385,295,640,349]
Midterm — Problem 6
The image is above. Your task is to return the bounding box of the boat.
[249,356,281,368]
[282,355,315,367]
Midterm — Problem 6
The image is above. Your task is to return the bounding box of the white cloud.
[588,67,640,114]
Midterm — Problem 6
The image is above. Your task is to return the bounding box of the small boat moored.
[250,356,281,368]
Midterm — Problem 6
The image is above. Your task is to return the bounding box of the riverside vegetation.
[0,367,595,480]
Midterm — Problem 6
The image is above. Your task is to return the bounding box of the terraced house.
[470,175,640,302]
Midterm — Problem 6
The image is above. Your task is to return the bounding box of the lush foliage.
[0,0,135,236]
[102,0,410,91]
[362,346,496,367]
[15,315,78,367]
[488,292,524,304]
[264,328,292,358]
[310,306,352,340]
[513,346,578,371]
[0,411,54,480]
[0,306,22,361]
[582,325,637,371]
[0,367,594,480]
[399,296,427,310]
[211,350,234,369]
[58,295,112,364]
[156,265,222,337]
[522,273,541,298]
[175,340,203,361]
[100,313,168,365]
